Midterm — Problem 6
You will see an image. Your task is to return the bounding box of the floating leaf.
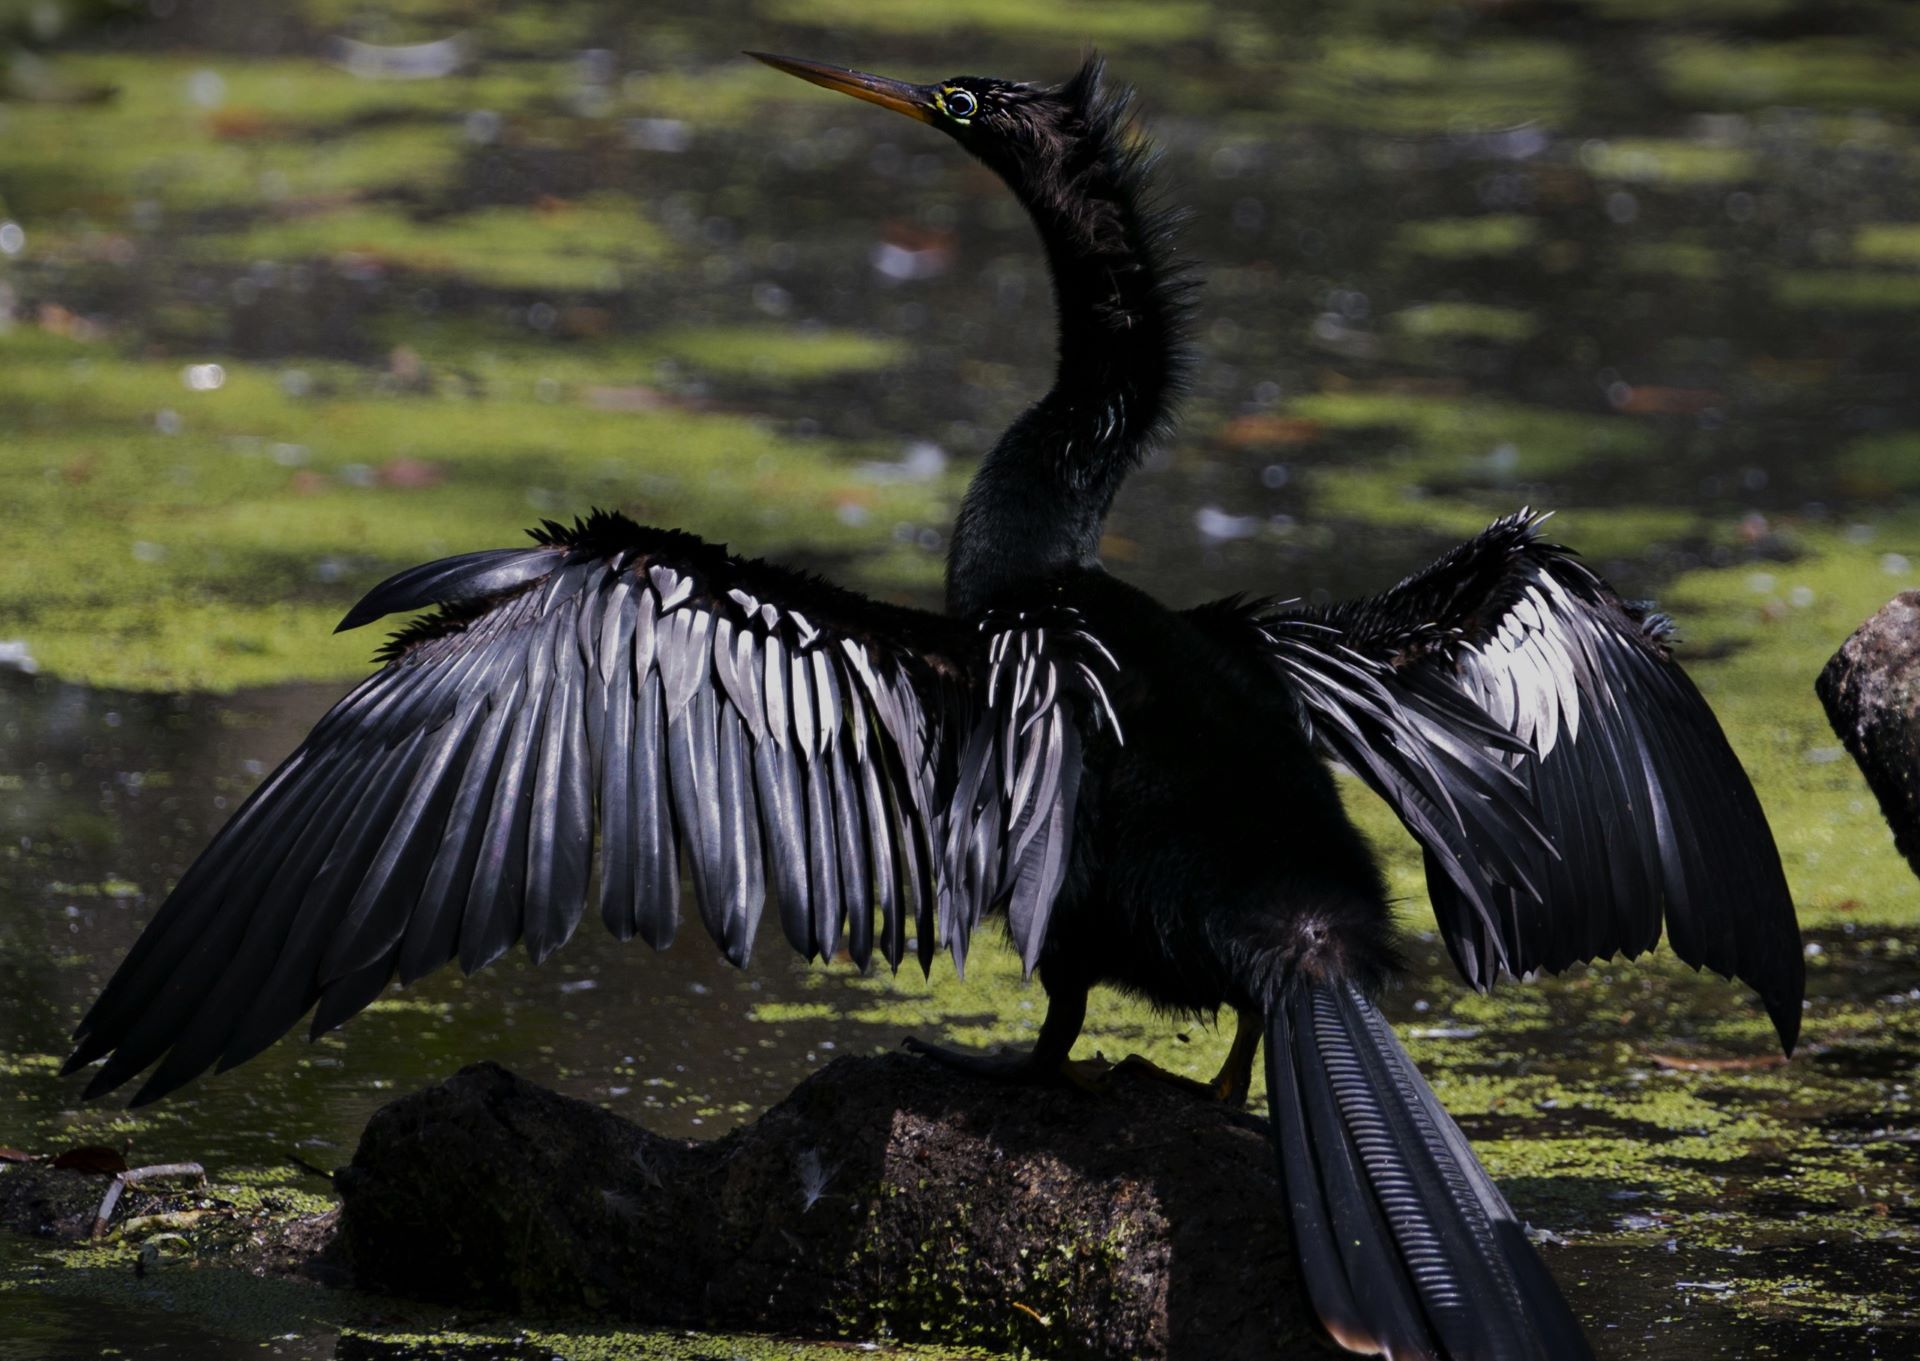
[51,1145,129,1175]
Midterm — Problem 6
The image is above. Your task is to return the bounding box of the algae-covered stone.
[336,1059,1336,1361]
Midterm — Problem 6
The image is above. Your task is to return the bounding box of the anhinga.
[63,54,1804,1361]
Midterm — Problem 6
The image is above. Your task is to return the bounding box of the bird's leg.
[1115,1006,1262,1106]
[1209,1006,1263,1106]
[904,980,1101,1086]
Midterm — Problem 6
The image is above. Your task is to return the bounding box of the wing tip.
[336,545,568,634]
[334,600,382,633]
[125,1061,204,1108]
[80,1065,131,1103]
[1767,990,1803,1056]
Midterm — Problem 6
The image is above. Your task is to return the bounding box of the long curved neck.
[946,90,1187,617]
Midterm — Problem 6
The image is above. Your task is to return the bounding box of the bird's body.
[62,53,1806,1361]
[1032,575,1394,1017]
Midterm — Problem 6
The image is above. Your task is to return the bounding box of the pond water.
[2,0,1918,1357]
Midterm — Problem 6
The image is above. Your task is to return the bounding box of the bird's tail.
[1266,979,1593,1361]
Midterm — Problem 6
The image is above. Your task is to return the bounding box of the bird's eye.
[942,88,978,120]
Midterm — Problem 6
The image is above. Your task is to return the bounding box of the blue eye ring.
[943,88,978,120]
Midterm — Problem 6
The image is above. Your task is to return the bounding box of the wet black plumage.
[64,54,1803,1361]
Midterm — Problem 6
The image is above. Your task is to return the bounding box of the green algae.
[1854,223,1920,267]
[1620,240,1724,280]
[1579,138,1757,186]
[747,1002,841,1025]
[1378,933,1919,1262]
[1584,0,1795,16]
[1774,271,1920,311]
[346,1322,1003,1359]
[13,1229,954,1361]
[0,1052,63,1078]
[612,64,807,128]
[23,601,360,694]
[1302,470,1715,565]
[1390,302,1538,345]
[1305,479,1728,564]
[754,0,1209,45]
[1659,37,1920,112]
[363,317,908,395]
[1282,39,1578,134]
[206,197,672,292]
[1288,390,1655,483]
[649,326,906,383]
[1835,432,1920,496]
[1393,214,1539,261]
[749,934,1254,1106]
[1654,520,1920,929]
[0,53,544,217]
[0,328,948,691]
[3,1251,351,1346]
[0,35,948,696]
[1306,466,1515,538]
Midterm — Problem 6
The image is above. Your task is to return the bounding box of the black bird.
[64,55,1804,1360]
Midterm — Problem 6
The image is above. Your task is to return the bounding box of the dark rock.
[1817,591,1920,883]
[335,1056,1335,1360]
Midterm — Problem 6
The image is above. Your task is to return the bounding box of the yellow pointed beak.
[747,51,937,125]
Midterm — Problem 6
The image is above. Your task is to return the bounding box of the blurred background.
[1,0,1916,1357]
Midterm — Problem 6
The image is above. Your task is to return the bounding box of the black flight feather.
[1243,511,1803,1051]
[67,511,1111,1101]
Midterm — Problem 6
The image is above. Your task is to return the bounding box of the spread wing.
[1235,511,1803,1050]
[66,511,1118,1104]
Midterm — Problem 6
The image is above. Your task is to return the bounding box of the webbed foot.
[1114,1052,1229,1100]
[902,1035,1113,1092]
[1113,1009,1262,1107]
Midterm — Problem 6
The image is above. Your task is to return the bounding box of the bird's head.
[748,52,1130,243]
[749,52,1036,143]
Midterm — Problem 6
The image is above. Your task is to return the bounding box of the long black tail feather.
[1267,980,1593,1361]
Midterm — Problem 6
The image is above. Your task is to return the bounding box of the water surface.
[2,0,1918,1356]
